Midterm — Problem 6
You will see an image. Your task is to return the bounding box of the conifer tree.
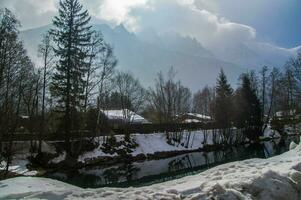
[50,0,93,153]
[234,73,262,140]
[214,69,234,143]
[215,69,233,128]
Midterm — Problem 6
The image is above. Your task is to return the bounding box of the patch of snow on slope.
[0,159,37,176]
[263,125,281,138]
[2,138,301,199]
[78,131,209,161]
[49,152,66,164]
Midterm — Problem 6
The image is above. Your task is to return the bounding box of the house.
[101,109,150,125]
[178,112,212,123]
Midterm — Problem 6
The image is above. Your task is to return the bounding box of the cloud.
[106,0,257,50]
[0,0,294,65]
[0,0,57,29]
[83,0,151,32]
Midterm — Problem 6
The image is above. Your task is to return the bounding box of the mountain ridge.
[20,23,296,91]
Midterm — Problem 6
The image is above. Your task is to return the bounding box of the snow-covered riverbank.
[1,138,301,199]
[77,127,279,164]
[0,127,282,176]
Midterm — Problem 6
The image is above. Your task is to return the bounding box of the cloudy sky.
[1,0,300,48]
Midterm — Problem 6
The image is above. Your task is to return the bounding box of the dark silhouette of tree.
[214,69,234,144]
[50,0,93,154]
[234,73,263,140]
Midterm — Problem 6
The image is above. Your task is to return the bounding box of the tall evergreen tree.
[234,73,262,140]
[50,0,93,153]
[215,69,233,128]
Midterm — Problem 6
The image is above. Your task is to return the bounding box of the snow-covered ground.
[1,138,301,199]
[78,130,220,163]
[263,125,281,138]
[284,123,301,135]
[0,159,37,176]
[0,141,56,176]
[79,127,279,163]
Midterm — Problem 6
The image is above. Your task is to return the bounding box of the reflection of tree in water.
[102,163,140,185]
[48,163,141,188]
[168,155,193,172]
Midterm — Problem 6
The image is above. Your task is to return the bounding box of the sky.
[0,0,300,48]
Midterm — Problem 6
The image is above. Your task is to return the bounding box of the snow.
[131,131,205,156]
[49,151,67,164]
[284,123,301,135]
[2,138,301,199]
[183,119,202,123]
[102,109,150,124]
[263,125,281,138]
[0,159,37,176]
[79,127,282,163]
[78,131,215,162]
[78,147,118,163]
[186,112,211,120]
[0,141,55,176]
[275,109,296,117]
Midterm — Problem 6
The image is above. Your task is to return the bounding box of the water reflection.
[46,136,299,188]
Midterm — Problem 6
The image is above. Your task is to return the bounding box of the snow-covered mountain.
[20,24,297,91]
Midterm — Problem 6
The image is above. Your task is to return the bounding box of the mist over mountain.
[20,23,296,91]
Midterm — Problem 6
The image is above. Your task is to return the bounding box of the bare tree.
[148,67,191,123]
[114,71,146,140]
[83,31,104,112]
[259,66,268,131]
[37,33,54,153]
[0,9,36,175]
[95,42,117,136]
[193,85,215,118]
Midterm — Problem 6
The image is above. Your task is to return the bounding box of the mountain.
[20,23,297,91]
[209,40,296,69]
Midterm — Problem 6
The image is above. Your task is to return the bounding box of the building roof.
[101,109,150,124]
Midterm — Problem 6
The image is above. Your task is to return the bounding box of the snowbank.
[78,131,216,162]
[79,127,281,163]
[0,159,37,176]
[284,123,301,135]
[263,125,281,138]
[2,138,301,199]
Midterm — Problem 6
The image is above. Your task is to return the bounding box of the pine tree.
[215,69,234,143]
[50,0,93,153]
[234,73,262,140]
[215,69,233,127]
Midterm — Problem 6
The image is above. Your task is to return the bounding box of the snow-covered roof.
[183,119,203,123]
[185,113,211,120]
[102,109,150,124]
[275,109,296,117]
[20,115,30,119]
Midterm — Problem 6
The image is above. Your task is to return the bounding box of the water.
[45,136,300,188]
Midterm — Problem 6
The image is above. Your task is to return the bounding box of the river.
[45,136,300,188]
